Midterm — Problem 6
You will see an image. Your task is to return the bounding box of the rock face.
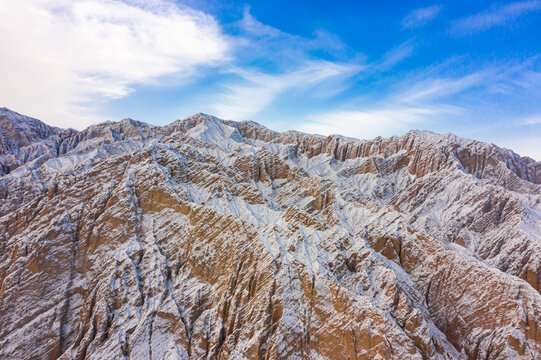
[0,108,540,360]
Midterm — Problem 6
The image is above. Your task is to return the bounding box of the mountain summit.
[1,110,540,359]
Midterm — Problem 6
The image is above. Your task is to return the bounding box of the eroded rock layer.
[1,108,540,359]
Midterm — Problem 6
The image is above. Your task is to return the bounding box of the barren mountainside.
[0,107,540,359]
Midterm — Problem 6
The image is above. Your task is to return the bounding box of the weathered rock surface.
[0,108,540,359]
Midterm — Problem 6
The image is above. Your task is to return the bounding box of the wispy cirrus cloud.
[298,57,541,141]
[0,0,229,128]
[402,5,442,29]
[236,7,352,63]
[210,9,363,121]
[397,72,486,103]
[212,61,361,120]
[449,0,541,35]
[298,74,472,140]
[238,6,283,38]
[376,41,416,71]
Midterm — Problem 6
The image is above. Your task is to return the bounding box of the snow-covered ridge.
[1,108,540,185]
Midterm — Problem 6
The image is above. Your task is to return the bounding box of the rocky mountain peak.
[0,108,62,152]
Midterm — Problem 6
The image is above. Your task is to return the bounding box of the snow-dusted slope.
[0,109,540,359]
[0,108,77,176]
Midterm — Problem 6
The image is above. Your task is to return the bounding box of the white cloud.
[238,6,283,38]
[402,5,441,29]
[235,8,351,63]
[208,9,364,121]
[397,72,486,103]
[297,70,487,140]
[449,0,541,35]
[212,62,361,120]
[0,0,229,128]
[296,58,541,145]
[376,41,415,71]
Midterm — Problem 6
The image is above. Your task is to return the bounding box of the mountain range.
[0,107,540,359]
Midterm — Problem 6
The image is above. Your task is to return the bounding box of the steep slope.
[0,108,62,150]
[0,111,540,359]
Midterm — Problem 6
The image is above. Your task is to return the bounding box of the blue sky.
[1,0,540,159]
